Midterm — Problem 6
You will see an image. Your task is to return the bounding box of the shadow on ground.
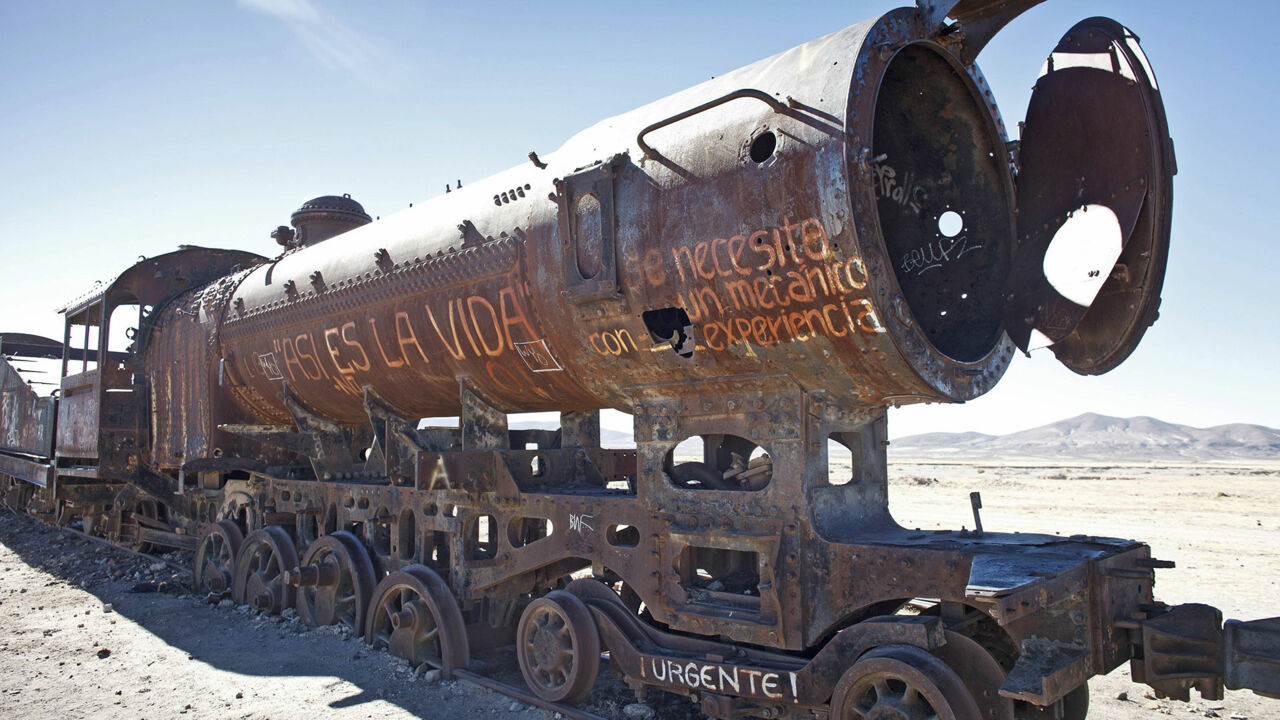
[0,508,617,719]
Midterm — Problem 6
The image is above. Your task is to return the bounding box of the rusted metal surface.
[918,1,1049,64]
[1225,617,1280,699]
[1006,17,1174,372]
[214,10,1025,427]
[0,353,55,459]
[0,3,1277,719]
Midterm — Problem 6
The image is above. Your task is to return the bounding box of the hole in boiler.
[1041,203,1123,307]
[642,307,695,359]
[749,131,777,163]
[938,210,964,238]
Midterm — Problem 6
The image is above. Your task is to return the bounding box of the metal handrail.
[635,88,789,158]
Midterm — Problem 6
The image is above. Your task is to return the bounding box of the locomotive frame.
[3,2,1279,719]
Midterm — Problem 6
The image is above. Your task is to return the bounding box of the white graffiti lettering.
[640,655,796,701]
[568,513,594,533]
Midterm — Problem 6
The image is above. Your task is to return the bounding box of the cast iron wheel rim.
[296,531,376,631]
[516,590,600,703]
[831,644,981,720]
[232,526,299,613]
[364,565,468,673]
[194,520,244,597]
[933,630,1014,720]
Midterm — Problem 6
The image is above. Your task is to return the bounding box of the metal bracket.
[223,383,370,481]
[558,410,601,449]
[459,378,508,450]
[555,154,627,304]
[363,385,420,486]
[915,0,1048,64]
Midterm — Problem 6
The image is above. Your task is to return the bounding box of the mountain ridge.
[889,413,1280,461]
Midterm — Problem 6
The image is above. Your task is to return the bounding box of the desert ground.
[1,460,1276,720]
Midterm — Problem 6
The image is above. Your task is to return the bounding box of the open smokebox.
[858,16,1174,385]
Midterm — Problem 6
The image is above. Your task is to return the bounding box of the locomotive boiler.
[2,2,1277,719]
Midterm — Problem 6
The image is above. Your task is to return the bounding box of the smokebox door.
[1005,17,1173,375]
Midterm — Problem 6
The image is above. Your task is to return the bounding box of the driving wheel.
[194,520,244,597]
[365,564,469,673]
[831,644,982,720]
[516,590,600,703]
[289,531,376,631]
[934,631,1015,720]
[232,525,299,614]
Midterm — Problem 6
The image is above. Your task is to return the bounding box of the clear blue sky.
[2,1,1277,439]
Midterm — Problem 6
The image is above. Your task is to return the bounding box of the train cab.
[53,247,267,482]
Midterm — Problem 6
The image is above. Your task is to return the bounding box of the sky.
[1,1,1277,440]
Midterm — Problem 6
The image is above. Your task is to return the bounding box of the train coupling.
[1132,603,1280,701]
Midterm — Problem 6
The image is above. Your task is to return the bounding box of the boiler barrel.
[218,10,1016,426]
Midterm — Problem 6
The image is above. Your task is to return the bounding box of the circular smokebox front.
[870,43,1014,364]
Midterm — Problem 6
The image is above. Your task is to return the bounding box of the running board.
[0,452,52,487]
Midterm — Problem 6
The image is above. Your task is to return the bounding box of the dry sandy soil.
[1,461,1277,720]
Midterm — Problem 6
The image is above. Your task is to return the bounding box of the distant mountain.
[506,420,631,448]
[890,413,1280,462]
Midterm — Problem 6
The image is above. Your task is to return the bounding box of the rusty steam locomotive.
[2,2,1277,718]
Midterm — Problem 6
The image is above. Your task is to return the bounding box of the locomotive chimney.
[286,193,372,248]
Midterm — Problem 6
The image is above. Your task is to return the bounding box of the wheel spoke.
[873,679,891,702]
[900,686,931,719]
